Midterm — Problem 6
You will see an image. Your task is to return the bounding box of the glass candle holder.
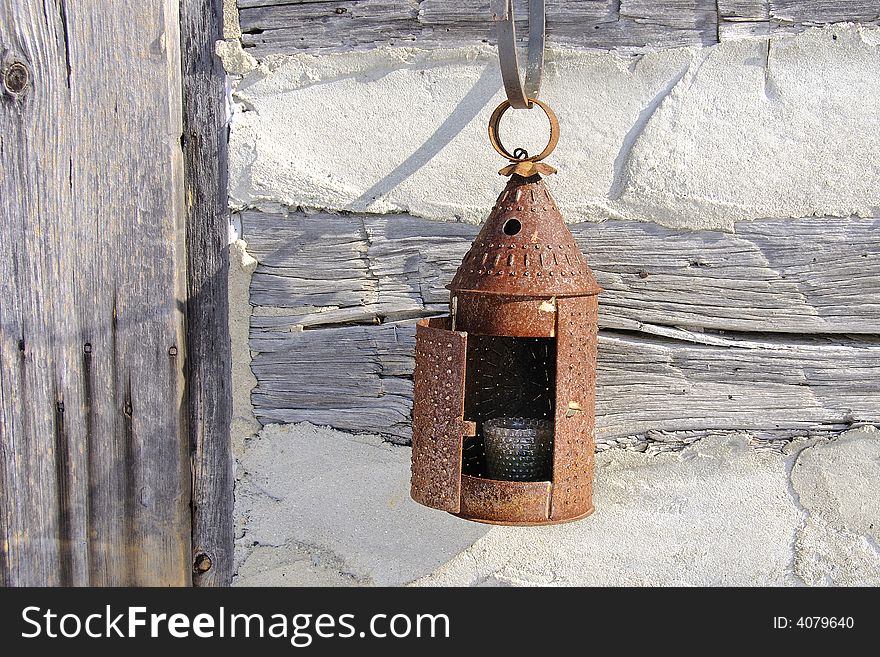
[482,417,553,482]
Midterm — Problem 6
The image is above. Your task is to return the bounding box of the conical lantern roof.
[450,175,601,297]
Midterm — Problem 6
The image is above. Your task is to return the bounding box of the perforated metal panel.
[462,335,556,477]
[450,176,600,298]
[551,295,599,520]
[410,318,474,513]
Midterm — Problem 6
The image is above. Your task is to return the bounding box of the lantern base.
[447,473,594,525]
[451,507,594,527]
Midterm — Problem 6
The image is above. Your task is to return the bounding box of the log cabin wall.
[223,2,880,451]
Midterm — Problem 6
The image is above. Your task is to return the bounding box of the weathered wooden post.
[0,0,232,586]
[180,0,234,588]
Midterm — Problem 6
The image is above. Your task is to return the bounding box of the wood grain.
[242,210,880,443]
[236,0,880,57]
[249,318,880,443]
[181,0,234,587]
[0,1,190,586]
[242,211,880,334]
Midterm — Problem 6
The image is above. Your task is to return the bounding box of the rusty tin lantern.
[410,99,601,525]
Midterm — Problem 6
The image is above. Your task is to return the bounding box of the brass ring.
[488,98,560,162]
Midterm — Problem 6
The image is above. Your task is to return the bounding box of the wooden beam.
[0,1,190,585]
[242,210,880,443]
[250,321,880,442]
[242,212,880,335]
[236,1,880,58]
[180,0,234,586]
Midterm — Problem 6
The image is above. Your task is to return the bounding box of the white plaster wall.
[226,25,880,231]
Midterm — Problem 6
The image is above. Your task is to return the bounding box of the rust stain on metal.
[551,295,598,521]
[454,293,556,337]
[410,166,601,525]
[410,317,471,513]
[457,475,550,525]
[449,176,600,299]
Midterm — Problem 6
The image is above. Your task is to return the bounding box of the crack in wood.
[56,0,72,88]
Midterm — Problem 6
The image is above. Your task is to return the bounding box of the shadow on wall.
[354,64,502,213]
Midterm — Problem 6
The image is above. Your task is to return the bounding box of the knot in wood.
[193,552,213,573]
[3,62,29,94]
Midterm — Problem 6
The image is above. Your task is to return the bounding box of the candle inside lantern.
[482,417,553,482]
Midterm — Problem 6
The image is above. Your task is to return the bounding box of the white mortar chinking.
[227,26,880,231]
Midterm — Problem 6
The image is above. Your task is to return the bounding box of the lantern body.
[411,174,601,525]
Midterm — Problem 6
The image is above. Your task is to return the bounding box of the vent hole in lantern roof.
[502,218,522,236]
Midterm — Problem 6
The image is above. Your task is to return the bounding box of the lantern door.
[410,318,474,513]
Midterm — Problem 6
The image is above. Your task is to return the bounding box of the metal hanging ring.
[493,0,545,109]
[488,98,559,162]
